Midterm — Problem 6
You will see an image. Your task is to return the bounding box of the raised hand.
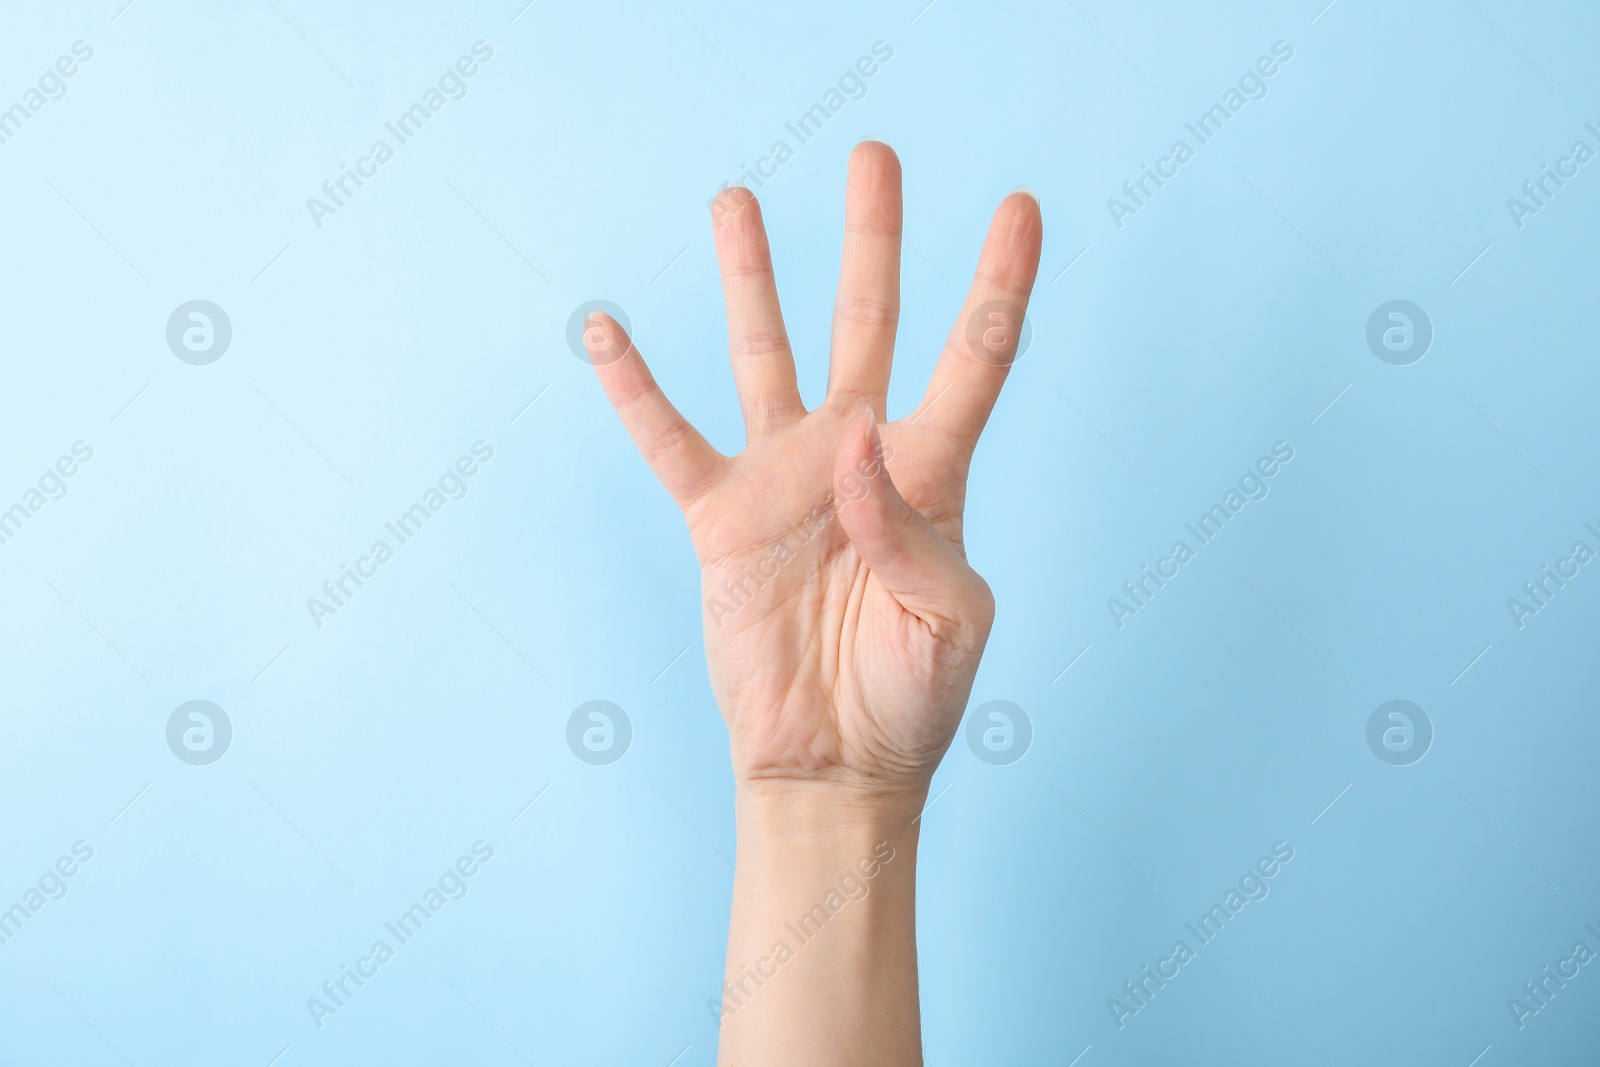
[589,140,1041,1065]
[590,141,1042,803]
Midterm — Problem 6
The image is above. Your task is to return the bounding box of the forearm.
[716,783,926,1066]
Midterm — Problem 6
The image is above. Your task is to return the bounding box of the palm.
[592,143,1042,792]
[686,416,963,784]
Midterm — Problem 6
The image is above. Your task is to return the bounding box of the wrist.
[720,779,926,1065]
[735,777,929,847]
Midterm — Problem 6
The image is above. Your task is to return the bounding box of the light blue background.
[2,1,1597,1064]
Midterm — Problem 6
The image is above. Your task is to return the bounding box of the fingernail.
[1012,184,1039,204]
[858,135,891,145]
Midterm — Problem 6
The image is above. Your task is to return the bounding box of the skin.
[589,141,1042,1065]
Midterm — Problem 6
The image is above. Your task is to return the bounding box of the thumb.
[832,408,992,632]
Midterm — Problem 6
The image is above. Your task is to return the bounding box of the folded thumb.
[832,408,988,629]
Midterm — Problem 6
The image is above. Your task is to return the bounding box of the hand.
[590,141,1042,804]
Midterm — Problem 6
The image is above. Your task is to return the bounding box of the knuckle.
[613,374,660,412]
[733,329,792,359]
[742,391,800,424]
[639,414,691,465]
[834,295,899,330]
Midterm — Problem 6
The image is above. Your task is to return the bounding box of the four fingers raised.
[590,163,1042,511]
